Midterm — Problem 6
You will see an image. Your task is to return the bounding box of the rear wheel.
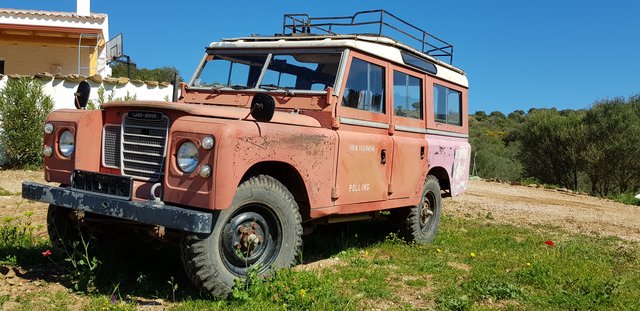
[180,175,302,297]
[401,175,442,244]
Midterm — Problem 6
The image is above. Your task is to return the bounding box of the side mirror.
[74,81,91,109]
[250,93,275,122]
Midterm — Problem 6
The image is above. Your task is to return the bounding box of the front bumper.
[22,181,213,234]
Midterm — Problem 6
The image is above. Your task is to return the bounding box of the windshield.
[194,54,268,89]
[192,51,342,91]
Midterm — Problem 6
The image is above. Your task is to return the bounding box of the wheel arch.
[240,161,311,221]
[427,166,450,192]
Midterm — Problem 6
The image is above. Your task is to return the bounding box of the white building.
[0,0,111,77]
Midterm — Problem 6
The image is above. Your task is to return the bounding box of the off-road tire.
[401,175,442,244]
[180,175,303,297]
[47,204,80,249]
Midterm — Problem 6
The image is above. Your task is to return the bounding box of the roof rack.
[282,9,454,64]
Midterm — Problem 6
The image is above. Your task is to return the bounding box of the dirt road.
[446,179,640,242]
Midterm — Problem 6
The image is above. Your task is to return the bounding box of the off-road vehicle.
[23,10,470,296]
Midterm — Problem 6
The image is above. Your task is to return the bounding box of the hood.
[102,101,321,128]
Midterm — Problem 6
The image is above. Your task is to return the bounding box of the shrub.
[0,78,53,167]
[609,192,640,206]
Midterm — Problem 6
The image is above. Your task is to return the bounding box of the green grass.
[0,215,50,265]
[12,290,74,311]
[609,192,640,206]
[0,187,14,196]
[1,215,638,310]
[169,217,640,310]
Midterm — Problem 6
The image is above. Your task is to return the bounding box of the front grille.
[101,112,169,181]
[103,125,121,168]
[121,112,169,181]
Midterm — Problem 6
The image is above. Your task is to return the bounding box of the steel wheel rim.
[420,191,436,230]
[220,204,282,276]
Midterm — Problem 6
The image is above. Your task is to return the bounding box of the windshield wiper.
[191,83,226,92]
[193,83,249,91]
[258,84,295,96]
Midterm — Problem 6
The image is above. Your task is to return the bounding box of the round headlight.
[44,123,54,135]
[202,136,215,150]
[59,130,75,157]
[177,141,199,173]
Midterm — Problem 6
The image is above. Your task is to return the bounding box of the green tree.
[469,112,523,181]
[582,98,640,195]
[0,78,54,167]
[517,109,585,190]
[110,63,180,83]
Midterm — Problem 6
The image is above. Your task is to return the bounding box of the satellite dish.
[250,93,275,122]
[74,81,91,109]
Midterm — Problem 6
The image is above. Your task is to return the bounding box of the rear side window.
[434,84,462,125]
[393,71,423,119]
[341,58,386,114]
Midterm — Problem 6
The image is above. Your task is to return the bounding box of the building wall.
[0,10,110,77]
[0,43,92,76]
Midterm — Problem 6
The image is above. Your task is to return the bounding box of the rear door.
[334,54,392,206]
[389,67,429,199]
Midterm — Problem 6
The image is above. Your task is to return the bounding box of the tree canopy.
[110,63,180,83]
[470,95,640,199]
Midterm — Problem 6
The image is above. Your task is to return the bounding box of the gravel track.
[445,180,640,242]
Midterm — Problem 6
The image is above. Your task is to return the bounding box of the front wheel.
[180,175,302,297]
[401,175,442,244]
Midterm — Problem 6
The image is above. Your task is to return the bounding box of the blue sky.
[3,0,639,113]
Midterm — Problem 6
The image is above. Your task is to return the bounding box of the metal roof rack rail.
[282,9,454,64]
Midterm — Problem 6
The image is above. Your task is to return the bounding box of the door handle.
[381,149,387,165]
[420,146,425,160]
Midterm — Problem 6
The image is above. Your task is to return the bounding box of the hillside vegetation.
[470,95,640,203]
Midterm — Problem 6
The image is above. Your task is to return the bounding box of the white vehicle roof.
[209,34,468,88]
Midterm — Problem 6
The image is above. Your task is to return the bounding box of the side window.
[434,84,462,125]
[393,71,423,119]
[341,58,385,114]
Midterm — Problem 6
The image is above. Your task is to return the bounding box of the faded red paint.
[41,37,470,223]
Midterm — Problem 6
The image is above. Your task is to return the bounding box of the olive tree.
[0,78,53,167]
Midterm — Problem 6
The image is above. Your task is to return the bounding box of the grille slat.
[123,167,160,175]
[123,158,163,166]
[123,150,164,157]
[123,124,168,131]
[123,141,165,148]
[124,132,165,139]
[102,112,169,182]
